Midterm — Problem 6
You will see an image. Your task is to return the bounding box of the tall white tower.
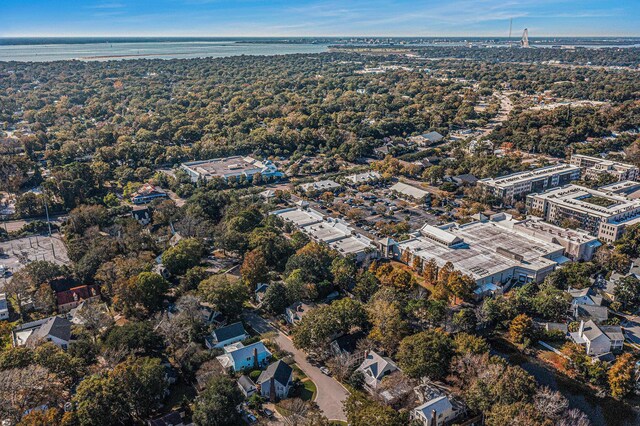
[521,28,530,48]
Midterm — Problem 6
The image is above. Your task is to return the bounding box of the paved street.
[243,311,349,422]
[619,312,640,349]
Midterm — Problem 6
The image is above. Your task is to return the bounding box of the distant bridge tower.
[521,28,530,48]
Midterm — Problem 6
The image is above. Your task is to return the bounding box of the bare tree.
[556,408,591,426]
[0,366,65,424]
[73,301,113,342]
[4,269,34,319]
[280,398,310,426]
[534,387,569,421]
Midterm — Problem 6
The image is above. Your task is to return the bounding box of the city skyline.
[2,0,639,38]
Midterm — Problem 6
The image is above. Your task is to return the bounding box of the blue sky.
[1,0,638,37]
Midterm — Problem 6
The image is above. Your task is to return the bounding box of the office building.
[570,154,639,182]
[181,156,282,183]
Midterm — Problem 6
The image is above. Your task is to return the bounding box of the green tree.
[199,275,248,320]
[104,321,161,354]
[453,332,490,356]
[614,276,640,310]
[193,376,244,426]
[331,256,357,291]
[73,374,128,426]
[261,281,290,315]
[118,272,169,316]
[343,393,407,426]
[397,330,454,379]
[112,357,167,419]
[162,238,204,275]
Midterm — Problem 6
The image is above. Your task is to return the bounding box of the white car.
[320,366,330,375]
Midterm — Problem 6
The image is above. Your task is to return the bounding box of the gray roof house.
[568,287,603,306]
[356,350,399,390]
[412,395,457,426]
[205,322,248,349]
[257,360,293,401]
[572,304,609,323]
[12,316,73,349]
[237,375,257,397]
[570,320,624,356]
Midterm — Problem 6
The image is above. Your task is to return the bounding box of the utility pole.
[508,18,513,48]
[43,193,52,237]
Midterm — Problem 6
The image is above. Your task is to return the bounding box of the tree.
[162,238,204,275]
[240,249,269,291]
[509,314,535,345]
[396,330,454,379]
[73,374,128,426]
[453,332,490,356]
[261,281,290,315]
[199,275,248,320]
[193,376,243,426]
[331,256,357,291]
[452,308,477,332]
[608,353,635,399]
[614,275,640,310]
[116,272,169,316]
[104,321,161,355]
[0,366,66,425]
[112,357,167,420]
[353,271,379,302]
[367,297,407,353]
[343,393,407,426]
[533,282,571,320]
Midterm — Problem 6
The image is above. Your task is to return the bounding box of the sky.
[1,0,638,38]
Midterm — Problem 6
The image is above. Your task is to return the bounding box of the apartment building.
[570,154,639,182]
[527,184,640,242]
[478,164,581,202]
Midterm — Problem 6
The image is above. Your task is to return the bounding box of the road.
[243,311,349,422]
[618,312,640,349]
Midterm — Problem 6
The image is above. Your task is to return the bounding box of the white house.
[237,375,257,398]
[0,293,9,320]
[570,320,624,356]
[568,287,603,306]
[356,350,399,390]
[285,302,313,325]
[216,341,272,372]
[12,316,73,349]
[205,322,248,349]
[257,360,293,401]
[412,396,458,426]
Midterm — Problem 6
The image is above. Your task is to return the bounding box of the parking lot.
[0,234,69,290]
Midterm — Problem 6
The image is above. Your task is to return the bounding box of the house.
[411,383,465,426]
[12,316,73,349]
[568,287,603,306]
[216,341,272,372]
[131,183,168,205]
[257,360,293,401]
[452,174,478,186]
[255,283,270,305]
[237,375,257,397]
[411,396,458,426]
[132,206,152,225]
[0,293,9,320]
[299,180,342,195]
[408,131,444,146]
[56,285,101,313]
[285,302,313,325]
[572,304,609,323]
[570,320,624,356]
[330,331,367,363]
[205,322,248,349]
[148,411,192,426]
[356,350,399,390]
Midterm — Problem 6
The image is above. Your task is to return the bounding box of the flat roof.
[480,163,580,189]
[273,208,324,227]
[390,182,429,199]
[529,185,640,219]
[399,220,562,281]
[330,235,372,254]
[182,156,277,178]
[572,154,637,170]
[300,180,341,192]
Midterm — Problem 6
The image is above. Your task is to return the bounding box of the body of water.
[0,40,328,62]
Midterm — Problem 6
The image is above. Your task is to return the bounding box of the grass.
[299,378,317,401]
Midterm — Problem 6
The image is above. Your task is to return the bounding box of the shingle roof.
[229,342,270,365]
[26,316,72,344]
[56,285,100,306]
[148,411,183,426]
[212,322,247,343]
[238,375,257,392]
[257,360,292,387]
[359,351,397,380]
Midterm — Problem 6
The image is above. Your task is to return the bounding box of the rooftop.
[257,360,293,386]
[182,156,279,179]
[390,182,429,199]
[212,321,247,343]
[480,163,580,189]
[399,219,563,281]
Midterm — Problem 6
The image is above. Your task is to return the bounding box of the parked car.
[246,414,257,423]
[261,408,274,418]
[320,366,331,375]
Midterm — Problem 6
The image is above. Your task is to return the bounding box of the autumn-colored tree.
[240,249,269,291]
[608,353,636,399]
[509,314,534,344]
[422,258,438,285]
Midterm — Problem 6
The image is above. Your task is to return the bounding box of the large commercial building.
[271,207,379,263]
[479,164,581,202]
[527,184,640,242]
[388,213,598,290]
[181,156,282,183]
[570,154,639,182]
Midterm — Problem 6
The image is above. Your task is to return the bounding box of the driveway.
[243,311,349,422]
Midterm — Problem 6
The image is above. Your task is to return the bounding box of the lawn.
[299,378,317,401]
